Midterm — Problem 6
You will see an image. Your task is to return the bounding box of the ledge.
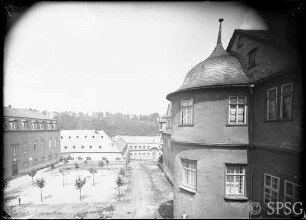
[226,123,248,127]
[263,118,294,123]
[178,124,194,127]
[179,185,196,194]
[224,195,248,201]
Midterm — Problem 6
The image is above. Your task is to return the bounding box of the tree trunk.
[62,174,65,187]
[40,188,43,202]
[32,177,34,187]
[93,174,94,186]
[118,187,120,200]
[79,189,81,201]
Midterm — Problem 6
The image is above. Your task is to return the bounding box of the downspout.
[249,84,255,218]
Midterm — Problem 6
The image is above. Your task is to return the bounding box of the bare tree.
[105,159,109,169]
[59,168,65,187]
[84,159,88,169]
[119,167,126,184]
[75,177,86,201]
[115,175,124,200]
[28,169,37,187]
[50,163,55,176]
[35,177,46,202]
[63,158,69,169]
[98,160,105,176]
[89,168,97,186]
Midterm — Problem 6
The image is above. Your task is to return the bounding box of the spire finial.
[217,18,224,44]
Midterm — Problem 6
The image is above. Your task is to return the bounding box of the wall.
[3,130,61,178]
[172,143,249,219]
[60,152,123,161]
[170,88,249,145]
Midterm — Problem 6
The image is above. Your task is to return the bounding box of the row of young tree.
[51,111,160,137]
[27,159,127,202]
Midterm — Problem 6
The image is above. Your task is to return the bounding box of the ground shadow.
[158,200,173,219]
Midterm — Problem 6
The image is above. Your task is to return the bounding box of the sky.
[4,2,267,116]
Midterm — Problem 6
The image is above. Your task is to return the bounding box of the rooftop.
[3,106,54,120]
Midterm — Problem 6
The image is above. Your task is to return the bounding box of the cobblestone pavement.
[111,160,173,219]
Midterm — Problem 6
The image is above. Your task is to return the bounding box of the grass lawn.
[3,161,126,219]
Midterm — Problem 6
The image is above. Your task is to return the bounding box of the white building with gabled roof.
[60,130,123,161]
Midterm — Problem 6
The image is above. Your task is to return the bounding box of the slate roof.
[3,107,54,120]
[114,135,160,144]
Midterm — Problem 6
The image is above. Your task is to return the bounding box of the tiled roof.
[177,44,250,92]
[3,107,54,120]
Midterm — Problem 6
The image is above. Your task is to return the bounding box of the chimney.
[8,105,11,108]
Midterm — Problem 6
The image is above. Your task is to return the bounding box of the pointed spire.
[217,18,224,45]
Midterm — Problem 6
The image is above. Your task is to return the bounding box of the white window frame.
[280,83,293,119]
[225,165,246,196]
[228,96,247,124]
[264,173,280,204]
[180,99,193,125]
[48,139,52,148]
[54,139,57,148]
[12,145,18,156]
[182,159,197,190]
[10,121,17,130]
[284,180,302,203]
[267,87,278,120]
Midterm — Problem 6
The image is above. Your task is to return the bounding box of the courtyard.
[3,160,173,219]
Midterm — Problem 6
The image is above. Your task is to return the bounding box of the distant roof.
[3,107,54,120]
[114,135,160,144]
[112,138,126,152]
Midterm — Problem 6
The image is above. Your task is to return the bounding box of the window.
[139,146,141,149]
[24,162,28,168]
[54,139,57,148]
[21,121,27,129]
[69,136,71,139]
[228,96,247,124]
[49,155,52,160]
[31,122,35,130]
[23,142,28,153]
[130,152,133,155]
[166,116,172,128]
[180,99,193,125]
[12,145,18,156]
[85,136,87,138]
[284,181,302,203]
[130,146,133,150]
[55,154,58,158]
[82,146,84,149]
[64,146,68,149]
[90,146,92,149]
[182,159,197,190]
[99,146,102,149]
[248,48,257,69]
[147,153,150,155]
[92,136,95,138]
[76,136,79,138]
[264,173,280,204]
[73,146,76,149]
[134,146,137,150]
[9,121,17,130]
[61,136,63,139]
[280,83,293,119]
[225,165,246,196]
[147,146,150,149]
[101,136,103,138]
[267,88,277,120]
[41,140,45,150]
[48,139,52,148]
[33,141,38,152]
[143,146,145,149]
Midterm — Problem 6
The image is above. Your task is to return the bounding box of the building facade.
[164,19,302,219]
[114,135,162,161]
[60,130,123,161]
[3,106,60,178]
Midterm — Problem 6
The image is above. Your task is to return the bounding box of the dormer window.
[237,35,243,49]
[9,120,17,130]
[248,48,257,69]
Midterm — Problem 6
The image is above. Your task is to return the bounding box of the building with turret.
[164,18,302,218]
